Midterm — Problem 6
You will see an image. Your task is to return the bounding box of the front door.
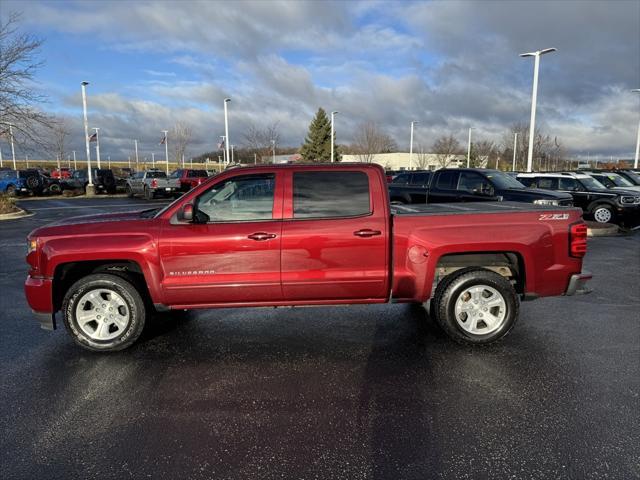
[280,169,389,301]
[159,172,283,306]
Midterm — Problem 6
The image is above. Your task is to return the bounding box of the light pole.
[162,130,169,175]
[0,148,3,168]
[632,89,640,168]
[81,81,94,192]
[151,152,155,168]
[8,124,16,170]
[520,47,556,172]
[134,139,139,170]
[512,132,518,171]
[466,126,474,168]
[73,150,76,169]
[219,136,226,164]
[224,98,231,165]
[108,155,111,169]
[93,127,101,168]
[331,111,339,163]
[271,139,275,164]
[409,121,418,170]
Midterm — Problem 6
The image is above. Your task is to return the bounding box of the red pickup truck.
[25,164,591,352]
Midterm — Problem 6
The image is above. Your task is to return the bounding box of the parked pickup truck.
[126,169,176,199]
[25,164,591,352]
[389,168,573,206]
[168,168,209,193]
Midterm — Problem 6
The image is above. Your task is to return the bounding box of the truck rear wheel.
[62,273,146,352]
[432,268,519,345]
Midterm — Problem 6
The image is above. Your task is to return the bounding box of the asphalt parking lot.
[0,197,638,480]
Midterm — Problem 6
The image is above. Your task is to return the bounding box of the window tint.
[293,171,370,218]
[458,172,491,192]
[197,174,275,222]
[558,178,579,190]
[169,170,182,179]
[190,170,209,177]
[537,177,558,189]
[410,172,430,185]
[392,173,410,184]
[435,171,458,190]
[146,171,167,179]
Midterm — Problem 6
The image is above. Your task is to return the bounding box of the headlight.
[534,199,559,206]
[27,238,37,254]
[619,196,640,205]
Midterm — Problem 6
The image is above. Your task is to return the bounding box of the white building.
[340,152,465,170]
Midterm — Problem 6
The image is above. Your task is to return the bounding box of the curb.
[586,222,618,237]
[0,207,34,221]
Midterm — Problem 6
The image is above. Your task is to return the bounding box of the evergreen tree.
[300,108,340,162]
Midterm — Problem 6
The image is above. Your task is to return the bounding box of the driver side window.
[458,172,491,193]
[196,173,275,222]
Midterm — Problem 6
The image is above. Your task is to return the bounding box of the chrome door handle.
[248,232,277,241]
[354,229,382,238]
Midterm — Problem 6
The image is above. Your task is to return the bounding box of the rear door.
[427,170,460,203]
[280,168,389,301]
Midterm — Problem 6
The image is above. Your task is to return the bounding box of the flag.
[218,138,225,149]
[0,128,8,138]
[88,133,97,142]
[159,135,166,145]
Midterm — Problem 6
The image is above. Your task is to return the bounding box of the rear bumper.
[565,271,593,296]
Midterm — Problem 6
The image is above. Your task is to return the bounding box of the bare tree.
[470,139,497,168]
[51,118,69,166]
[171,121,192,165]
[432,135,461,168]
[0,13,54,148]
[352,121,397,163]
[414,144,430,169]
[242,121,281,163]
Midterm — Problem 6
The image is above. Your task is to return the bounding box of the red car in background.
[51,168,72,179]
[168,168,209,193]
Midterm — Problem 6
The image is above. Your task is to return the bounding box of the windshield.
[580,177,607,190]
[485,171,525,189]
[603,173,633,187]
[622,170,640,183]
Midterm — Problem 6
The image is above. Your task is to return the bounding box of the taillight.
[569,223,587,258]
[151,179,158,188]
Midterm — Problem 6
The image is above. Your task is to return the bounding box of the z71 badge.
[539,213,570,220]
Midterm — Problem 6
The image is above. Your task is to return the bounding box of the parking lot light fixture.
[520,48,556,172]
[271,139,275,164]
[633,89,640,168]
[81,81,94,188]
[224,98,231,165]
[466,126,475,168]
[9,124,16,170]
[73,150,76,169]
[512,132,518,171]
[152,152,155,168]
[409,121,419,170]
[134,139,139,170]
[331,111,339,163]
[162,130,169,175]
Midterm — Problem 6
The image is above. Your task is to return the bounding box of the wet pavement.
[1,198,638,479]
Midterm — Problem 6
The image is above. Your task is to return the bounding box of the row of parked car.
[388,168,640,227]
[0,166,212,198]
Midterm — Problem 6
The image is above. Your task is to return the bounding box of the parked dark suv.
[62,168,117,194]
[517,172,640,226]
[389,168,573,206]
[20,169,62,195]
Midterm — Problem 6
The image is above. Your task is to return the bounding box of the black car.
[517,172,640,226]
[389,168,573,206]
[610,169,640,186]
[19,169,62,196]
[62,168,117,194]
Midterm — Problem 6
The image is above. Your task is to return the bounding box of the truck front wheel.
[432,268,519,345]
[62,273,146,352]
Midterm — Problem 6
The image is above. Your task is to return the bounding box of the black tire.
[5,184,16,196]
[62,273,146,352]
[26,175,41,190]
[432,268,519,345]
[126,185,134,198]
[48,183,62,194]
[591,204,615,224]
[103,175,116,189]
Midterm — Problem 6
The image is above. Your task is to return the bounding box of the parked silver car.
[125,170,176,199]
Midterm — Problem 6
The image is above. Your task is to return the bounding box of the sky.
[3,0,640,161]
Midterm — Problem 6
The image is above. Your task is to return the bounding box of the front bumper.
[24,275,56,330]
[565,271,593,296]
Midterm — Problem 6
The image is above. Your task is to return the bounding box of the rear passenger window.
[392,173,409,184]
[436,171,458,190]
[537,178,558,189]
[293,171,370,218]
[558,178,577,190]
[410,172,430,185]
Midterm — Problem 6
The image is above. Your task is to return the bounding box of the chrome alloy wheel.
[75,289,130,341]
[593,207,612,223]
[454,284,507,335]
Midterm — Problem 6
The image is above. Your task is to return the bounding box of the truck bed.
[391,201,577,216]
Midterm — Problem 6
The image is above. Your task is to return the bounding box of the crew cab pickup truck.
[126,170,176,199]
[168,168,209,193]
[25,164,591,352]
[389,168,573,206]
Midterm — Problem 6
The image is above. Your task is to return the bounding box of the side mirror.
[181,203,193,221]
